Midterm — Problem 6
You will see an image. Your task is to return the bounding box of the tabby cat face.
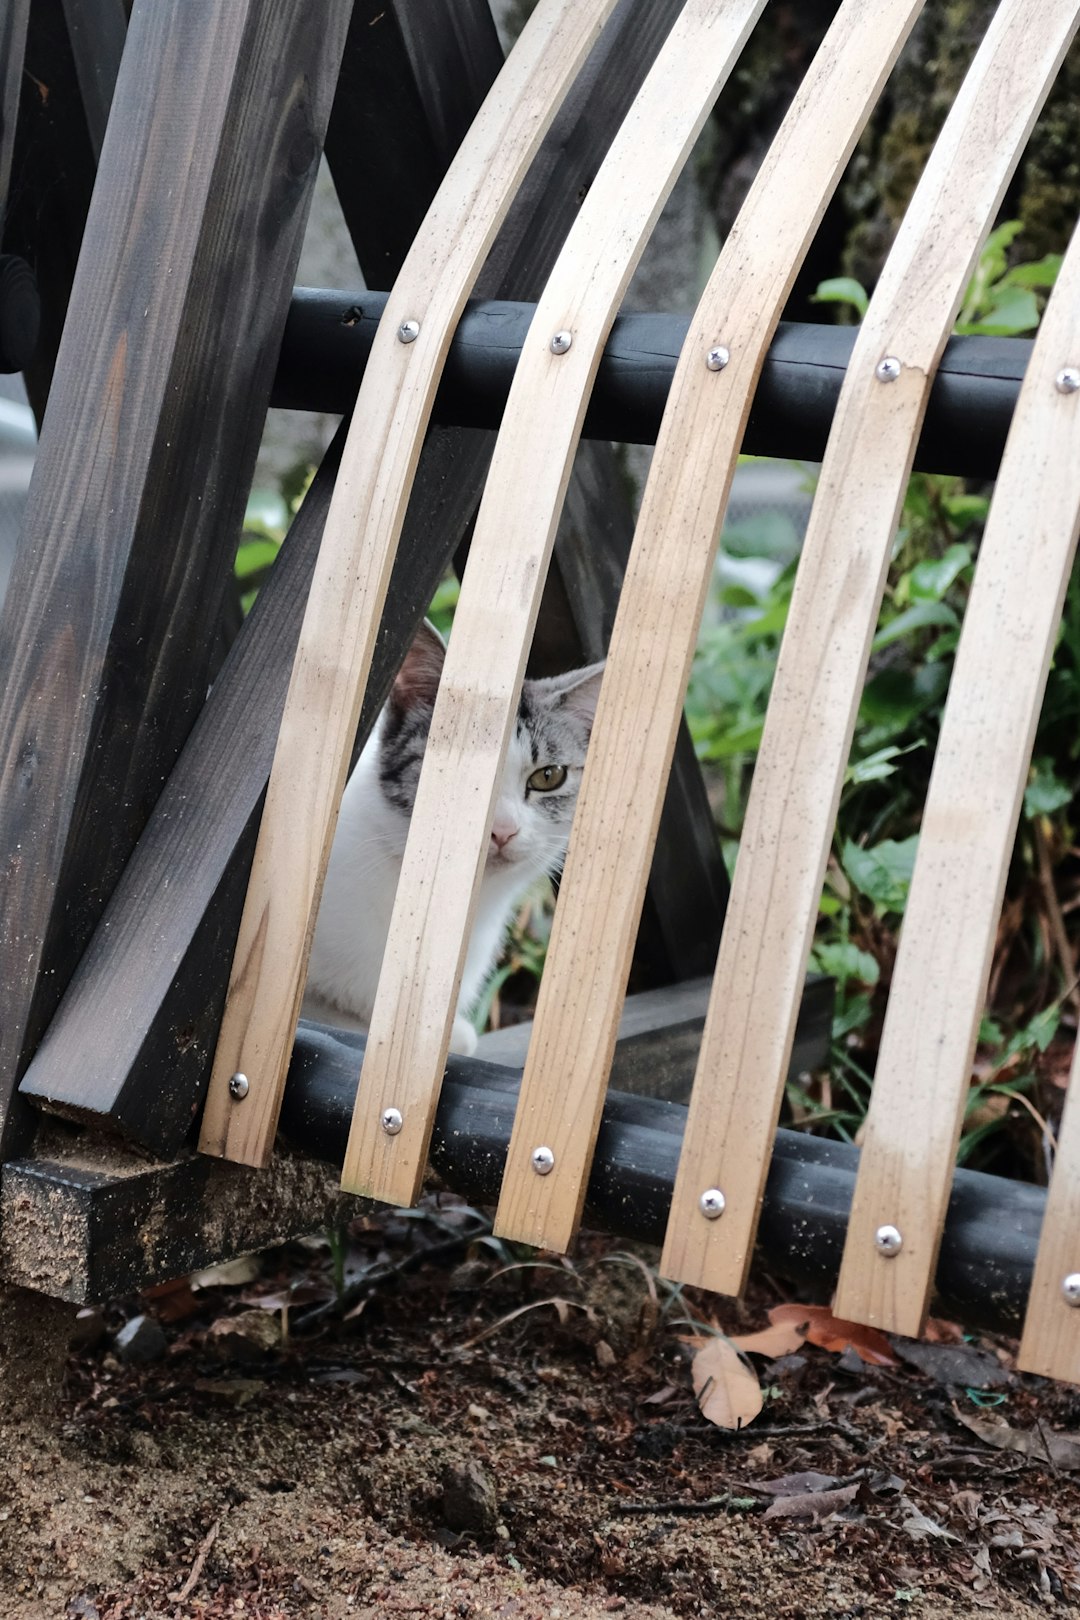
[378,621,604,879]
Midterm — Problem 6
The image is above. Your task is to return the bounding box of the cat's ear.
[532,660,606,733]
[389,618,446,718]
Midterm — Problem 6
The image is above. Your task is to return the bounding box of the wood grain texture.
[1,0,105,419]
[59,0,127,158]
[836,212,1080,1337]
[202,0,618,1168]
[21,0,681,1162]
[1018,1070,1080,1382]
[0,0,352,1159]
[491,0,924,1251]
[533,442,731,987]
[660,0,1080,1297]
[342,0,769,1211]
[0,0,29,230]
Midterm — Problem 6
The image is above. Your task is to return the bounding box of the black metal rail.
[273,289,1029,482]
[282,1022,1044,1335]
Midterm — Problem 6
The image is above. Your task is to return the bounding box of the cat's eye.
[527,764,568,793]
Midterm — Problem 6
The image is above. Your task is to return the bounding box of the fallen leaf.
[193,1377,265,1406]
[729,1320,807,1358]
[763,1482,863,1521]
[760,1470,845,1496]
[687,1336,762,1431]
[191,1254,260,1289]
[640,1384,680,1406]
[768,1303,900,1367]
[141,1278,202,1323]
[952,1404,1080,1470]
[890,1336,1008,1390]
[206,1309,281,1360]
[897,1496,958,1541]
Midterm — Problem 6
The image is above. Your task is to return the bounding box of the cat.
[302,619,604,1057]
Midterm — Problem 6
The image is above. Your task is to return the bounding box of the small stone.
[207,1309,281,1362]
[114,1314,167,1364]
[441,1458,498,1535]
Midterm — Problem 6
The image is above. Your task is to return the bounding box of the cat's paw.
[450,1015,478,1058]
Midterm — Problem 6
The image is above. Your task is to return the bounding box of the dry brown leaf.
[688,1336,762,1431]
[768,1303,900,1367]
[951,1404,1080,1470]
[729,1320,807,1358]
[763,1482,862,1521]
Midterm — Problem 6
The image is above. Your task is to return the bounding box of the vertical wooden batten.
[491,0,926,1251]
[201,0,619,1169]
[341,0,770,1210]
[659,0,1080,1298]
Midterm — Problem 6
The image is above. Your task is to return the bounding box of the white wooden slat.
[340,0,769,1209]
[837,211,1080,1337]
[659,0,1080,1298]
[1019,1073,1080,1383]
[489,0,927,1251]
[199,0,618,1167]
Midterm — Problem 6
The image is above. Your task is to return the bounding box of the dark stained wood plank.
[20,0,691,1157]
[0,0,354,1160]
[2,0,119,417]
[326,0,503,287]
[59,0,127,158]
[0,0,30,229]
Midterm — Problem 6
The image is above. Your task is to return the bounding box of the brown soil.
[1,1200,1078,1620]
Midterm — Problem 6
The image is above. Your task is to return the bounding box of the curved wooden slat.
[837,214,1080,1338]
[340,0,769,1207]
[489,0,927,1251]
[200,0,618,1167]
[1020,1064,1080,1381]
[659,0,1080,1297]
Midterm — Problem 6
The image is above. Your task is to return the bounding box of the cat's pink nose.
[490,823,518,853]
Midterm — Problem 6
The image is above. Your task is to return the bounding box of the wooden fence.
[2,0,1079,1384]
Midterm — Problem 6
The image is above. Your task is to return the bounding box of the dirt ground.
[1,1197,1078,1620]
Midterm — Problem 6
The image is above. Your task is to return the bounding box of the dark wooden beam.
[0,0,354,1161]
[0,0,30,231]
[20,0,694,1158]
[326,0,503,287]
[2,0,120,416]
[58,0,127,158]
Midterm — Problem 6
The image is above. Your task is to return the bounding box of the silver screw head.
[1055,366,1080,395]
[874,1223,903,1257]
[699,1187,726,1220]
[531,1145,555,1175]
[381,1106,403,1136]
[705,345,730,372]
[1062,1273,1080,1307]
[228,1072,249,1101]
[875,355,902,383]
[398,319,420,344]
[550,330,572,355]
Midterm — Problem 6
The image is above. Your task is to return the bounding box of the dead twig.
[613,1493,763,1516]
[169,1518,219,1604]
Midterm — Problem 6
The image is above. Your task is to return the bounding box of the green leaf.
[722,509,800,561]
[842,835,919,914]
[1023,760,1073,819]
[872,600,958,652]
[811,940,880,986]
[810,276,869,319]
[908,543,972,601]
[1001,252,1062,289]
[860,663,949,734]
[845,741,922,787]
[957,285,1039,337]
[234,536,280,581]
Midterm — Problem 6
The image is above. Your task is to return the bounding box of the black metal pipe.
[273,288,1030,482]
[282,1021,1044,1335]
